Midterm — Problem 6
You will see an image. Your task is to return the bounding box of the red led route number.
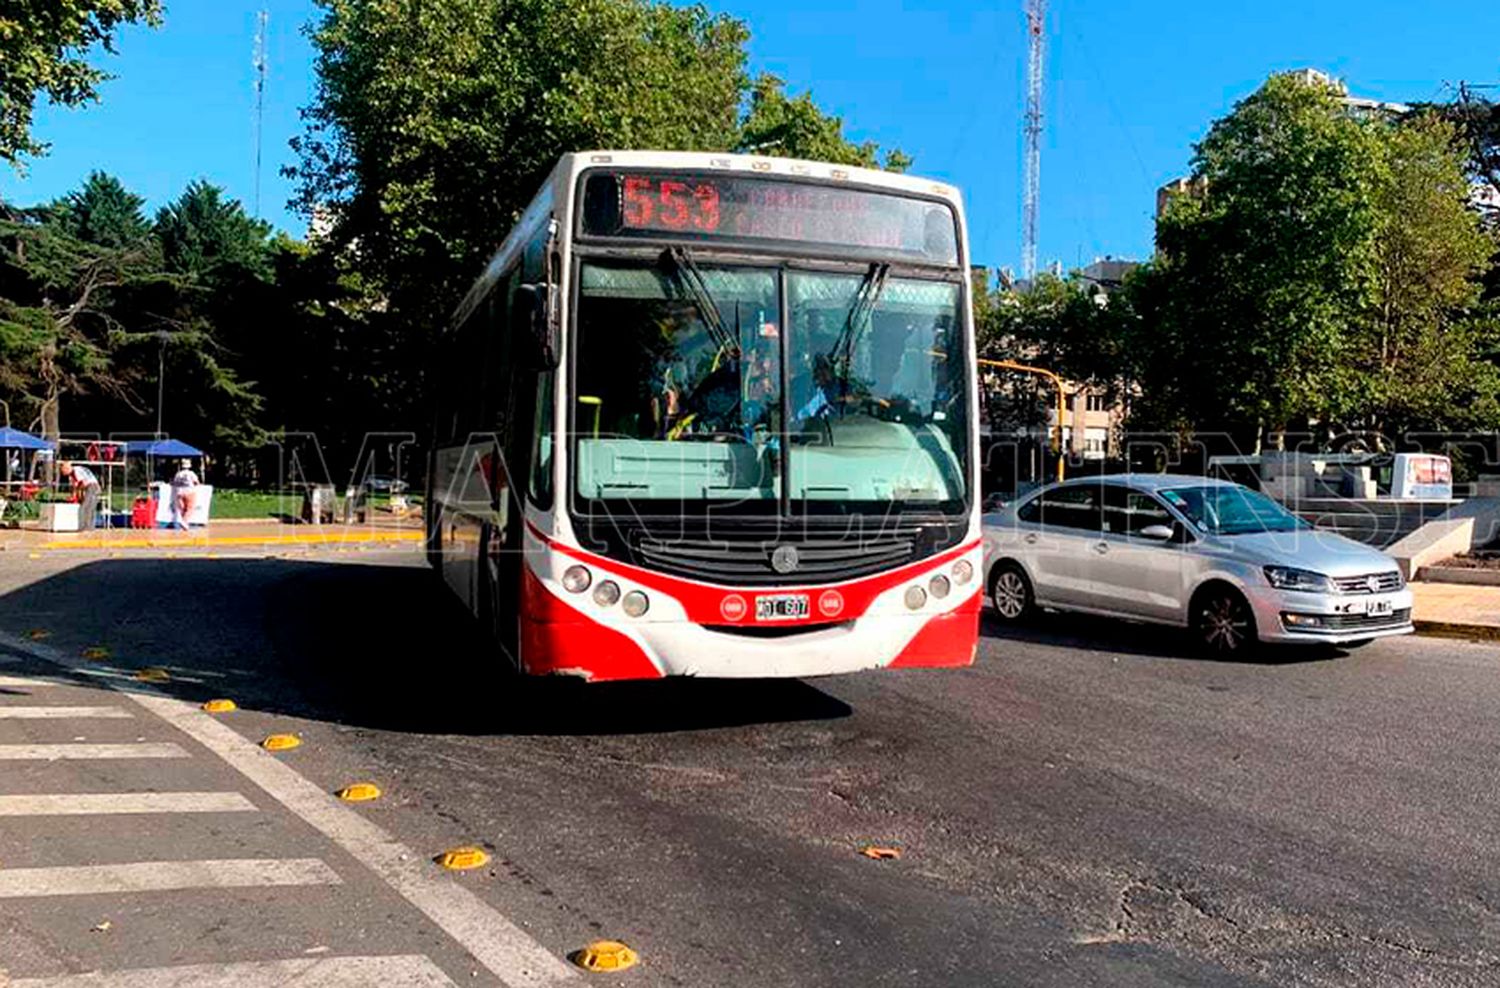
[621,175,721,232]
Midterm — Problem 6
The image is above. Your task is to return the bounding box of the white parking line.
[0,706,132,719]
[8,954,459,987]
[0,791,256,816]
[131,692,580,987]
[0,743,189,760]
[0,858,341,898]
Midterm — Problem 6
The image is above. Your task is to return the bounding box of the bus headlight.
[951,559,974,585]
[928,574,951,599]
[621,590,650,618]
[593,580,621,607]
[561,565,592,593]
[904,585,927,610]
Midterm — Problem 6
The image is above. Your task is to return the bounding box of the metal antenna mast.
[252,10,269,218]
[1022,0,1047,283]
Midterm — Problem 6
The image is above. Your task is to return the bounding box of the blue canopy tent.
[124,439,203,458]
[0,427,52,451]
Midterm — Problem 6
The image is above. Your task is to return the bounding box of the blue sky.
[3,0,1498,273]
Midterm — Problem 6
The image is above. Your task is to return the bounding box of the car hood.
[1205,529,1399,576]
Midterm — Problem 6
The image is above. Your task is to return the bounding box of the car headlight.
[1263,566,1332,593]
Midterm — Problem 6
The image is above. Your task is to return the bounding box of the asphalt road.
[1,551,1498,987]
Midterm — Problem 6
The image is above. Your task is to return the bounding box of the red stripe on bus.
[887,591,981,669]
[519,565,664,682]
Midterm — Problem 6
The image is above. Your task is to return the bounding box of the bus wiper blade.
[663,246,736,358]
[830,261,890,386]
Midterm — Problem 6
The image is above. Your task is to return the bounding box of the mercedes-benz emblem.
[770,545,800,574]
[1366,575,1381,593]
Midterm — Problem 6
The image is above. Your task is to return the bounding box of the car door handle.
[1024,533,1039,545]
[1093,541,1109,554]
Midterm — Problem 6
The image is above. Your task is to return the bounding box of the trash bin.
[301,484,336,524]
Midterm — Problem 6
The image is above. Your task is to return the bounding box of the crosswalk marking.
[7,954,460,987]
[0,791,256,816]
[0,743,189,760]
[0,858,341,898]
[0,705,131,719]
[0,674,54,687]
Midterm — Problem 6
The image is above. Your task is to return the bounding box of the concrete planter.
[1416,565,1500,587]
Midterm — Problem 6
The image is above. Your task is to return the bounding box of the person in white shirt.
[59,461,101,531]
[170,459,199,530]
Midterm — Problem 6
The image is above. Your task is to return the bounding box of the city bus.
[427,151,981,681]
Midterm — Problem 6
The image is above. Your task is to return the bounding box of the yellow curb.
[1412,620,1500,643]
[36,530,422,551]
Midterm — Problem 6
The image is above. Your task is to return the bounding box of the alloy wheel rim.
[1202,597,1249,651]
[995,572,1026,618]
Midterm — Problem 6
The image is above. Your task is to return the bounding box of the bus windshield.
[571,259,968,514]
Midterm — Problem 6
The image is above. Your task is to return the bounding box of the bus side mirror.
[513,283,559,370]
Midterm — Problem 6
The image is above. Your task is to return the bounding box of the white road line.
[8,954,460,987]
[0,858,341,898]
[0,743,189,760]
[0,674,55,687]
[131,692,580,987]
[0,791,256,816]
[0,706,131,719]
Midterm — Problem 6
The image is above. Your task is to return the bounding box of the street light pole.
[155,331,168,438]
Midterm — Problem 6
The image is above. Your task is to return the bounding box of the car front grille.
[1317,608,1411,630]
[1331,571,1405,594]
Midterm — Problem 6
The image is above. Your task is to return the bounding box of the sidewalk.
[0,517,422,553]
[1410,581,1500,640]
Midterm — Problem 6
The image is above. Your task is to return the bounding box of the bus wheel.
[989,563,1035,623]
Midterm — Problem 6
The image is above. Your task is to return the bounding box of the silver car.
[982,474,1414,654]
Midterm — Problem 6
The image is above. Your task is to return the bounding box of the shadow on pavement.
[979,609,1350,665]
[0,558,851,736]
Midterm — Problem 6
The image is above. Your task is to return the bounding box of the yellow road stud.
[202,699,238,713]
[260,733,302,752]
[27,552,41,559]
[134,667,170,683]
[859,845,903,860]
[26,628,50,640]
[436,846,489,871]
[336,782,381,802]
[571,940,639,973]
[81,647,110,661]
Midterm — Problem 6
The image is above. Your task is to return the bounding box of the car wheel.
[1192,586,1257,656]
[989,563,1035,623]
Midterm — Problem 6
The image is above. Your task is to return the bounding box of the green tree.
[1345,113,1500,436]
[51,170,151,248]
[737,74,909,171]
[155,180,273,280]
[0,1,163,167]
[1148,72,1385,444]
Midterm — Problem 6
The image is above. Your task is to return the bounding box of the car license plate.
[756,593,809,621]
[1366,598,1393,617]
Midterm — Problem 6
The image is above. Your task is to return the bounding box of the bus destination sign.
[580,171,958,264]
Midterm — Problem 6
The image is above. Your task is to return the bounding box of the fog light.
[951,559,974,585]
[622,590,650,617]
[904,585,927,610]
[561,565,592,593]
[593,580,621,607]
[1282,612,1326,628]
[928,574,951,599]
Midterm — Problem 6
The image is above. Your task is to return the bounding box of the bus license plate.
[756,594,809,621]
[1366,598,1393,617]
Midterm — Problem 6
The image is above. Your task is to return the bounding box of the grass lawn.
[210,489,421,520]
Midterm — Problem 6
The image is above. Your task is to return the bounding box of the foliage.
[155,180,274,280]
[737,74,910,171]
[50,170,151,248]
[0,0,163,167]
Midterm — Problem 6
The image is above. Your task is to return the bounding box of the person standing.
[58,461,100,532]
[170,458,200,531]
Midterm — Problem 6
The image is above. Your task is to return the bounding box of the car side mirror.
[1139,524,1174,541]
[513,283,559,370]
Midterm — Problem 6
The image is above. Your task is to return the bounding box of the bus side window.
[529,369,555,507]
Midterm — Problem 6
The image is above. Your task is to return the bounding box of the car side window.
[1035,485,1102,532]
[1102,486,1176,538]
[1016,495,1042,524]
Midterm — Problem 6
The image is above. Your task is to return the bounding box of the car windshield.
[1160,485,1308,535]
